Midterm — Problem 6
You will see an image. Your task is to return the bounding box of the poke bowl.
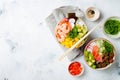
[84,38,115,70]
[55,13,88,48]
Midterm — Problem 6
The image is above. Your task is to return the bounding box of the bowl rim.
[68,61,84,76]
[84,38,116,70]
[103,16,120,39]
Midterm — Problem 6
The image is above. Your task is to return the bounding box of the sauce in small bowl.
[86,7,100,21]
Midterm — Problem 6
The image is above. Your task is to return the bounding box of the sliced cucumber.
[91,64,96,69]
[88,61,93,66]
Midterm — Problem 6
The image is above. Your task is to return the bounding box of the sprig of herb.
[103,41,113,53]
[68,26,79,39]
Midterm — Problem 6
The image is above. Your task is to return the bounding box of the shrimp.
[55,18,72,43]
[56,33,65,42]
[61,23,72,33]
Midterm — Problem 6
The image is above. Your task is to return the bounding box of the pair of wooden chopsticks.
[59,23,101,61]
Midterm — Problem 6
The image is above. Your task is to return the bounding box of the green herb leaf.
[68,26,79,38]
[103,41,113,53]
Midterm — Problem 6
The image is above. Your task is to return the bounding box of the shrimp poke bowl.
[84,38,115,70]
[55,13,88,48]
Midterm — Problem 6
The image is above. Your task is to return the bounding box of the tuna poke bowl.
[84,38,115,70]
[55,13,88,48]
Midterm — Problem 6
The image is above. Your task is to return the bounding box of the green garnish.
[68,26,78,39]
[103,41,113,53]
[104,19,120,35]
[68,25,87,39]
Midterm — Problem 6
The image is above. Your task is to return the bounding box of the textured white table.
[0,0,120,80]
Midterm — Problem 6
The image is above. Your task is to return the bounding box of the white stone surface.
[0,0,120,80]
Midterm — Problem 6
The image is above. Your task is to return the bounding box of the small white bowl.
[86,7,100,21]
[68,61,84,77]
[103,16,120,39]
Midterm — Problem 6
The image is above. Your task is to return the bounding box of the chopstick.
[59,23,101,61]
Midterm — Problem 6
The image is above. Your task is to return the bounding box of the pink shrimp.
[61,23,72,33]
[55,18,72,42]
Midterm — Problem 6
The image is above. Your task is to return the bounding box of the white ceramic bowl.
[86,7,100,21]
[84,38,115,70]
[103,16,120,39]
[68,61,84,76]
